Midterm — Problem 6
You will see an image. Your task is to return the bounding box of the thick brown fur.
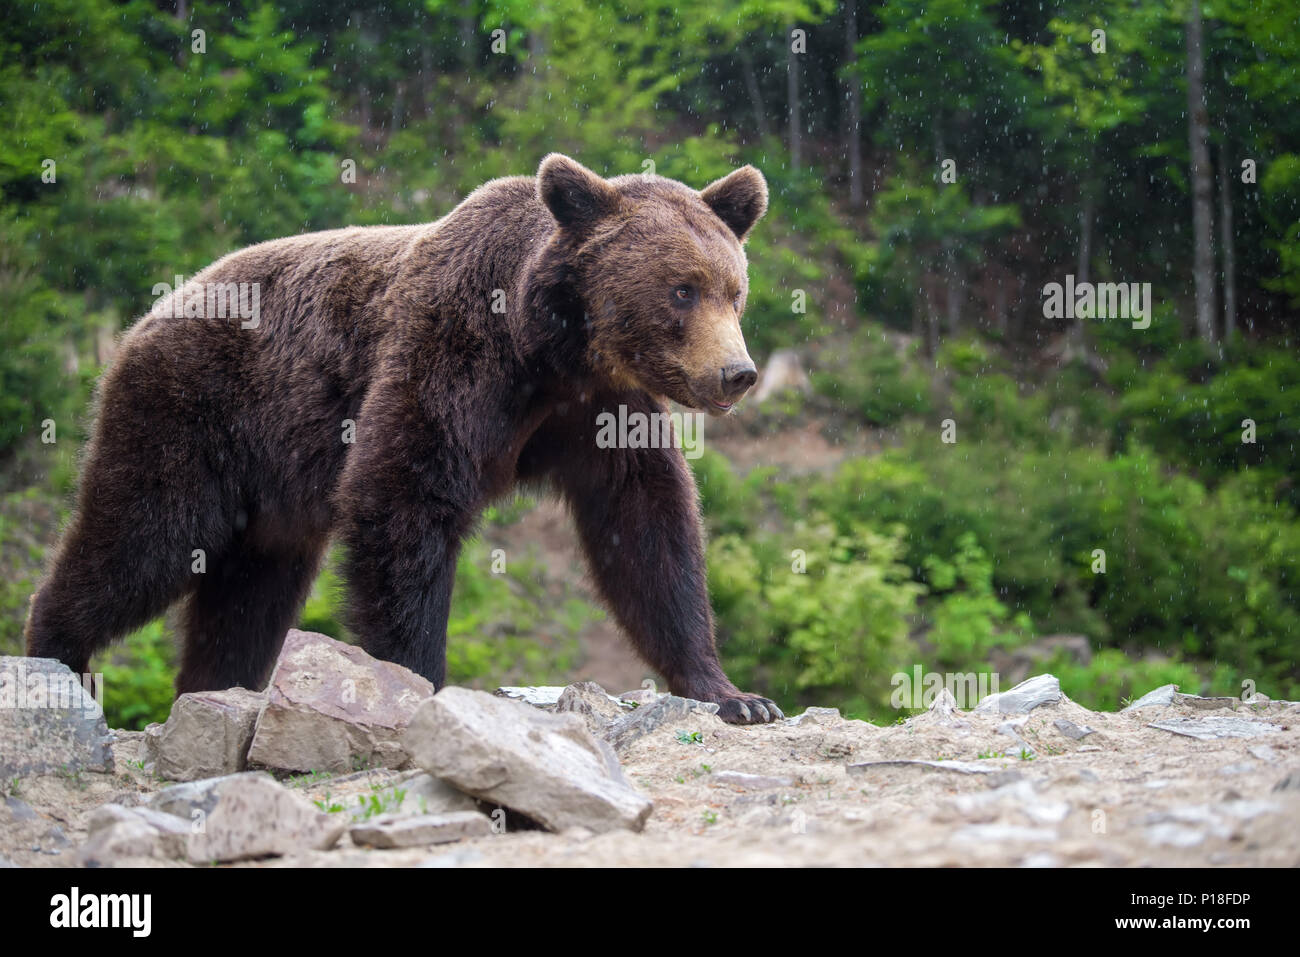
[25,154,781,724]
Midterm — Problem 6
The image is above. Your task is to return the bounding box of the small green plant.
[675,730,703,744]
[313,793,346,814]
[57,765,88,790]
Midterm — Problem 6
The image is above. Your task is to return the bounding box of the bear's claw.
[715,694,784,725]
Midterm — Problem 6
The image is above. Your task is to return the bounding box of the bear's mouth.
[688,390,736,416]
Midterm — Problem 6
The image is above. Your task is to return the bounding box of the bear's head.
[537,154,767,415]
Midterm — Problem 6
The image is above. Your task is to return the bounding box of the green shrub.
[94,620,175,731]
[811,327,932,426]
[711,518,924,719]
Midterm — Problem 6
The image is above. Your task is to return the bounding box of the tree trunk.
[1218,138,1237,342]
[1186,0,1217,345]
[459,5,476,73]
[392,80,405,133]
[1066,184,1094,357]
[1076,190,1093,287]
[994,277,1008,338]
[176,0,188,66]
[417,27,432,119]
[739,47,770,141]
[845,0,862,206]
[788,26,801,171]
[944,243,962,333]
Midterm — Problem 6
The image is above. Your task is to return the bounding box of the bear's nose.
[720,362,758,398]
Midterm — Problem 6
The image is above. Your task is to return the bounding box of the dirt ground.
[3,686,1295,868]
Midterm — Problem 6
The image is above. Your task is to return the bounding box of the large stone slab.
[1149,716,1283,740]
[151,771,347,862]
[404,687,653,833]
[144,687,266,781]
[0,657,113,778]
[247,630,435,773]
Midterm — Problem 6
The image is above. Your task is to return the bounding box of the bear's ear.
[700,165,768,242]
[538,154,623,231]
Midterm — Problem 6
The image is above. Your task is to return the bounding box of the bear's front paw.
[714,693,784,725]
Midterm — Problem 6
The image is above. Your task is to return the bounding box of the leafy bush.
[811,326,932,426]
[94,620,175,731]
[1114,348,1300,504]
[921,532,1034,668]
[710,519,923,719]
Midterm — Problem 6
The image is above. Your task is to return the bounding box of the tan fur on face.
[576,179,757,409]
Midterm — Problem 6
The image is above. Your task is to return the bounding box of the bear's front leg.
[334,386,478,689]
[536,398,783,725]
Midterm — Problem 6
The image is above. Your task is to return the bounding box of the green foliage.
[94,620,176,731]
[710,518,923,718]
[811,327,932,426]
[922,533,1034,668]
[1114,348,1300,504]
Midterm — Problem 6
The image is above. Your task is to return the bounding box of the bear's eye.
[733,293,742,311]
[671,285,696,307]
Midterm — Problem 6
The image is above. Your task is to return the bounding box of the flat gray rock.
[247,630,435,773]
[972,675,1061,715]
[710,771,795,790]
[847,759,1004,776]
[404,687,653,833]
[349,810,491,848]
[494,686,567,709]
[1054,718,1095,740]
[1174,692,1241,711]
[0,657,113,779]
[785,706,843,727]
[1149,717,1282,740]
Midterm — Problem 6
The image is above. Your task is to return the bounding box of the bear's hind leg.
[176,535,327,694]
[25,487,213,677]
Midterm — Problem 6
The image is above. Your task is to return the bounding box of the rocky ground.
[2,637,1297,868]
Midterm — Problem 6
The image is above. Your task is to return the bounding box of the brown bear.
[25,154,782,724]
